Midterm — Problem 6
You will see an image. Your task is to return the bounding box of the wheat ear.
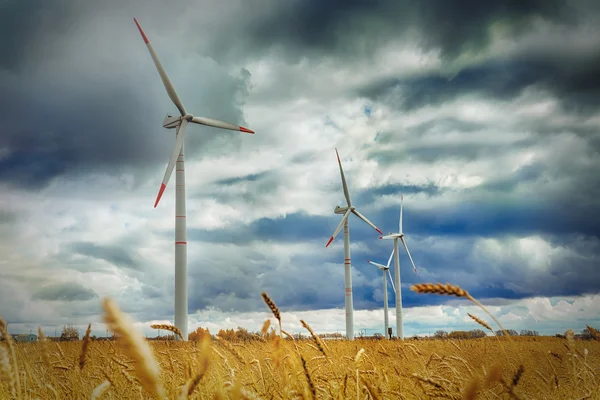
[300,320,328,359]
[102,297,165,399]
[0,346,16,399]
[467,313,493,333]
[261,292,282,334]
[150,324,183,341]
[411,283,510,338]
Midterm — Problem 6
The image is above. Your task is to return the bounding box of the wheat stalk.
[102,297,165,399]
[80,323,92,370]
[586,325,600,341]
[91,380,111,400]
[151,324,183,341]
[300,355,316,400]
[0,346,17,399]
[0,317,20,398]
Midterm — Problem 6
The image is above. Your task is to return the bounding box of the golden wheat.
[0,290,598,399]
[102,297,165,399]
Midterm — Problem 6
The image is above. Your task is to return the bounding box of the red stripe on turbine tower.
[175,242,187,245]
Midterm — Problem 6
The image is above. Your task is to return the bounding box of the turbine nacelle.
[367,260,389,270]
[334,205,353,214]
[162,115,181,129]
[380,233,403,240]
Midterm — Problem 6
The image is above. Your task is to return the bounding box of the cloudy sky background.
[1,0,599,338]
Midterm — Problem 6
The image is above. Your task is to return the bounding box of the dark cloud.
[32,282,98,302]
[207,0,577,62]
[0,0,253,190]
[359,52,600,113]
[69,242,143,271]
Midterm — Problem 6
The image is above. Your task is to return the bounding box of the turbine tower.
[133,18,254,341]
[366,251,396,339]
[380,195,418,339]
[326,148,382,340]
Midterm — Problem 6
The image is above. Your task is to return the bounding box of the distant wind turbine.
[326,148,382,340]
[366,250,396,339]
[380,195,419,339]
[133,18,255,341]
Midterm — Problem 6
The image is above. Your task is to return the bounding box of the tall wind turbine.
[326,148,383,340]
[133,18,254,341]
[366,250,396,339]
[380,195,418,339]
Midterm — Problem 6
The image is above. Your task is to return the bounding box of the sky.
[1,0,599,339]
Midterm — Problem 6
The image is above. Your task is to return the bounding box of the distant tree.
[520,329,540,336]
[188,327,211,342]
[235,327,252,342]
[496,329,518,337]
[470,329,486,338]
[217,328,237,341]
[61,325,79,341]
[434,330,448,339]
[448,331,471,339]
[581,327,595,340]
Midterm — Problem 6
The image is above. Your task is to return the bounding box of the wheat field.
[1,286,599,399]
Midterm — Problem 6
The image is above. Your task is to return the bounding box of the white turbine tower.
[366,250,396,339]
[380,195,418,339]
[326,148,382,340]
[134,18,255,341]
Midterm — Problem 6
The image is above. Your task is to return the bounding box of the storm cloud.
[0,0,599,337]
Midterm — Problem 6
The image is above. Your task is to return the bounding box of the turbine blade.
[134,18,186,116]
[154,119,188,207]
[387,268,396,293]
[326,208,351,247]
[386,248,394,269]
[400,236,418,274]
[399,194,403,234]
[352,209,383,235]
[367,260,386,269]
[191,116,254,134]
[335,148,351,207]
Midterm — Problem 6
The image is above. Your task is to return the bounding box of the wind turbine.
[326,148,382,340]
[366,250,396,339]
[380,195,418,340]
[133,18,254,341]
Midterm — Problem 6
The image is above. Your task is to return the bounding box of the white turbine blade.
[325,208,351,247]
[134,18,186,116]
[352,209,383,235]
[191,116,254,134]
[386,248,394,269]
[387,269,396,293]
[399,194,403,234]
[400,236,418,274]
[335,148,351,207]
[154,119,188,208]
[367,260,386,269]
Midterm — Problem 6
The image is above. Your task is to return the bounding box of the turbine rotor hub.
[184,114,194,121]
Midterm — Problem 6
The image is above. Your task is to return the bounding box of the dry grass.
[1,289,599,399]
